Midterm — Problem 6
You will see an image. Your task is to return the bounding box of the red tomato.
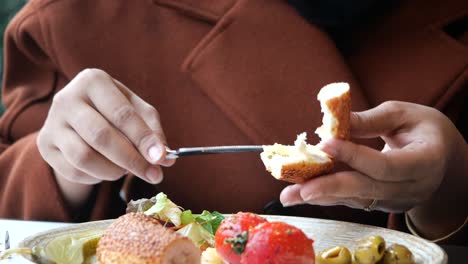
[240,222,315,264]
[215,212,268,264]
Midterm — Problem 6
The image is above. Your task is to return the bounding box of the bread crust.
[277,160,334,183]
[97,213,200,264]
[324,88,351,140]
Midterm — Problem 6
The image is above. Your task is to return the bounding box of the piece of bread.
[260,133,333,183]
[260,82,351,184]
[97,213,201,264]
[315,82,351,141]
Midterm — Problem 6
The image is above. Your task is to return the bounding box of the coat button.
[263,200,289,215]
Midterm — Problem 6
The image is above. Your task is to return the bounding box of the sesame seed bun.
[97,213,201,264]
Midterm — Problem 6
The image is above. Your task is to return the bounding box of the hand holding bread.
[280,100,468,240]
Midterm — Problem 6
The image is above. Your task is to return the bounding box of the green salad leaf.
[144,192,183,226]
[180,210,224,235]
[176,222,215,248]
[126,196,157,213]
[127,192,225,249]
[181,210,197,225]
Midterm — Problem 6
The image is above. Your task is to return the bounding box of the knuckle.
[112,105,137,127]
[381,101,404,116]
[51,91,69,108]
[71,146,94,168]
[79,68,108,81]
[137,130,157,150]
[89,126,112,147]
[36,130,54,160]
[73,69,109,93]
[144,105,160,119]
[36,129,49,149]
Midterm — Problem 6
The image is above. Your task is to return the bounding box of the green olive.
[354,235,386,264]
[380,244,415,264]
[316,246,353,264]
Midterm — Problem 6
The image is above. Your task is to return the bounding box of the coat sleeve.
[0,2,122,222]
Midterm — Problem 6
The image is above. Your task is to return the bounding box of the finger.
[384,139,441,182]
[298,171,414,201]
[303,196,409,213]
[320,138,397,181]
[303,195,372,210]
[81,70,166,164]
[66,102,163,183]
[113,79,176,167]
[45,148,101,185]
[280,184,304,207]
[56,126,127,181]
[350,101,410,138]
[281,184,385,211]
[113,79,166,140]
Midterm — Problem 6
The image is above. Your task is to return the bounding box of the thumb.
[351,101,408,138]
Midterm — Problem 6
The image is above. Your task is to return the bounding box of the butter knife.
[165,146,264,159]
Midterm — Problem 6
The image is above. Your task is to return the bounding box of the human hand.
[280,101,467,213]
[37,69,174,206]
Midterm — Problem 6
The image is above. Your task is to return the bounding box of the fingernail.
[145,167,163,184]
[281,201,303,207]
[303,194,317,202]
[148,145,163,163]
[280,185,304,207]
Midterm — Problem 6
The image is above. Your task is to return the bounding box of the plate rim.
[19,215,447,264]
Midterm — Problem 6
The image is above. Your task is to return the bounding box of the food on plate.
[200,248,224,264]
[315,246,352,264]
[127,192,225,249]
[96,212,201,264]
[241,221,315,264]
[260,82,351,183]
[381,244,415,264]
[317,236,415,264]
[213,212,315,264]
[44,229,104,264]
[214,212,268,263]
[354,235,386,264]
[3,193,417,264]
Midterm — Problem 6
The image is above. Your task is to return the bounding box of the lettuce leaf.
[143,193,183,226]
[181,210,224,235]
[126,196,157,214]
[176,222,215,248]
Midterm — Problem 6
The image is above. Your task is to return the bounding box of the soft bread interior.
[260,82,350,183]
[260,132,331,180]
[316,82,350,141]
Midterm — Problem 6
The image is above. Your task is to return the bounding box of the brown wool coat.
[0,0,467,244]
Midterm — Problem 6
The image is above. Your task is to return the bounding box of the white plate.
[18,215,446,264]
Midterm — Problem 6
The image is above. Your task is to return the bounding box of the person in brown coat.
[0,0,467,245]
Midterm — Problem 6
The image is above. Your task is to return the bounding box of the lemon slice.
[44,229,104,264]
